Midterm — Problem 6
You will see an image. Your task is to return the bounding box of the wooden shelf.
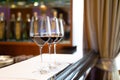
[0,41,72,46]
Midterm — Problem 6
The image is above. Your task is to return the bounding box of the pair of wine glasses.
[30,15,64,73]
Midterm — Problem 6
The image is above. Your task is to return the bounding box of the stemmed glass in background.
[53,17,64,64]
[47,16,64,68]
[47,17,59,68]
[30,15,51,73]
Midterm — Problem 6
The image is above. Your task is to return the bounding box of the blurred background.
[0,0,78,63]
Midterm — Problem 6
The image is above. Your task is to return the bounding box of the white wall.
[72,0,84,56]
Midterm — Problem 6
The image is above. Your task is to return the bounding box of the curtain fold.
[84,0,120,80]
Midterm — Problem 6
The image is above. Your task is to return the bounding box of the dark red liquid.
[48,36,57,43]
[41,37,50,42]
[47,36,63,43]
[54,36,63,43]
[32,36,49,46]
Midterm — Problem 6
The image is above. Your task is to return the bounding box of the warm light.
[40,2,47,11]
[17,1,26,6]
[11,4,16,8]
[34,2,39,6]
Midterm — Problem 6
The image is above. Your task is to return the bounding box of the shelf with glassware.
[0,7,73,56]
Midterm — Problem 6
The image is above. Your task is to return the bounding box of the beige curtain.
[84,0,120,80]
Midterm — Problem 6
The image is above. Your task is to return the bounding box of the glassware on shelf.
[24,14,31,40]
[15,12,23,41]
[0,12,6,41]
[9,14,16,41]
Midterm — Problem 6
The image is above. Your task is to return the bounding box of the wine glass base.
[32,62,50,74]
[39,69,49,74]
[48,62,62,71]
[49,64,57,70]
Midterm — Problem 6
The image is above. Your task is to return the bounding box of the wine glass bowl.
[54,19,64,43]
[31,16,50,47]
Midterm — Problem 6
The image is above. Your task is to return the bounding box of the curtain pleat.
[114,0,120,57]
[84,0,120,80]
[97,0,104,55]
[110,0,118,57]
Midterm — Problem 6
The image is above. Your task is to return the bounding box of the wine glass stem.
[40,46,43,63]
[54,43,57,64]
[48,44,52,63]
[54,43,56,55]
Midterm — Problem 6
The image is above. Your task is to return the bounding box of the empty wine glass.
[30,15,51,73]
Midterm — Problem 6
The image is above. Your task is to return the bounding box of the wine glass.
[53,18,64,65]
[30,15,51,73]
[47,17,59,68]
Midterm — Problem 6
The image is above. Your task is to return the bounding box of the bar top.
[0,53,82,80]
